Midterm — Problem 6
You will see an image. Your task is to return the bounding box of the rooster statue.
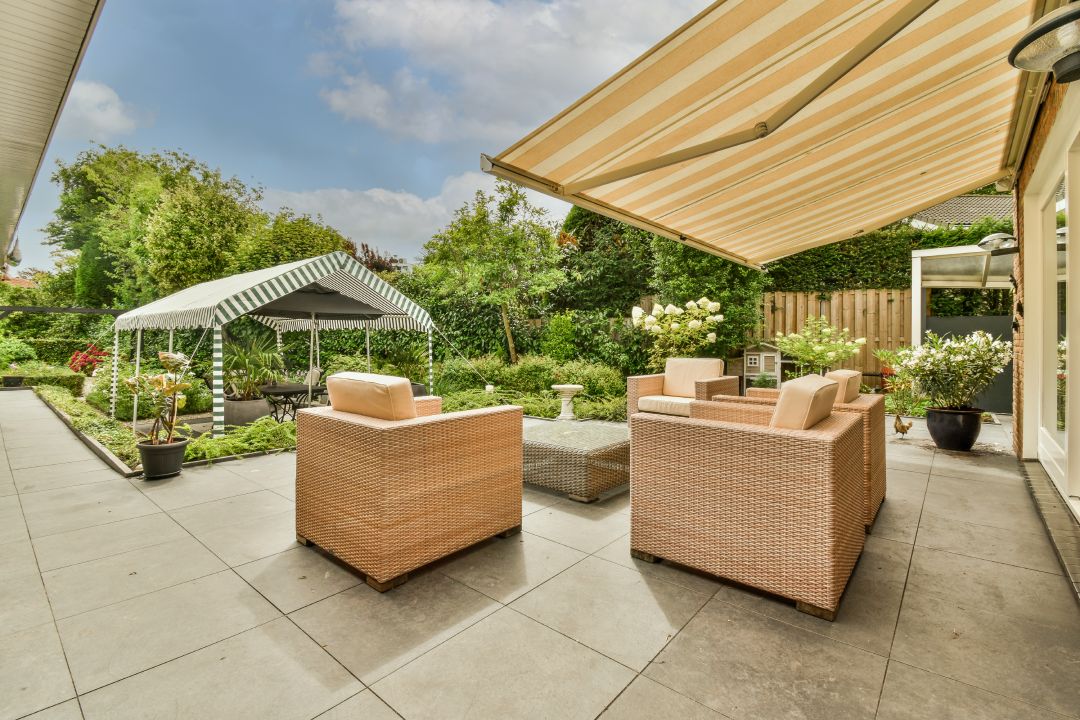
[894,415,913,438]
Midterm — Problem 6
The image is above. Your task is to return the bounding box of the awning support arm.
[558,0,939,196]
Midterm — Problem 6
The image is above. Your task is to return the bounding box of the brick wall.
[1014,81,1069,457]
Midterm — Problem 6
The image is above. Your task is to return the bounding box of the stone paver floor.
[1,391,1078,719]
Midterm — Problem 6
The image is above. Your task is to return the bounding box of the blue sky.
[18,0,706,269]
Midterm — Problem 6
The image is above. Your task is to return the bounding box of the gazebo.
[111,251,435,435]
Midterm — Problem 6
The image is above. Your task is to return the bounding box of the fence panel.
[761,289,912,376]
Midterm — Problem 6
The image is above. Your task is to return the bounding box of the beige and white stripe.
[484,0,1046,266]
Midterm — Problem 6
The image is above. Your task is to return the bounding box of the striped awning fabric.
[483,0,1043,267]
[114,251,433,332]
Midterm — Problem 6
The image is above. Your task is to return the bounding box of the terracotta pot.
[926,408,983,452]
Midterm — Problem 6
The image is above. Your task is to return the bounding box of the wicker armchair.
[630,394,865,620]
[627,357,739,419]
[737,376,886,529]
[296,373,522,592]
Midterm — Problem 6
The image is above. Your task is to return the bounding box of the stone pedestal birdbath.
[552,384,585,421]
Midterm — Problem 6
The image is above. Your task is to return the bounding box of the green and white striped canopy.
[114,251,433,332]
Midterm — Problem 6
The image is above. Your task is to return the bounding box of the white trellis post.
[168,329,174,353]
[427,328,434,395]
[275,329,282,355]
[110,329,119,418]
[131,329,142,426]
[211,324,224,437]
[365,326,371,372]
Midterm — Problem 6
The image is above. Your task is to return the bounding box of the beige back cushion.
[326,372,417,421]
[769,374,839,430]
[824,369,862,403]
[663,357,725,398]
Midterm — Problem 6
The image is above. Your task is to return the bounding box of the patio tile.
[23,699,84,720]
[886,454,935,474]
[291,570,499,684]
[0,478,16,497]
[436,531,586,603]
[644,598,887,720]
[714,535,911,657]
[316,691,399,720]
[869,493,922,544]
[78,617,360,720]
[217,453,295,488]
[168,489,293,535]
[58,570,280,693]
[599,676,726,719]
[887,469,930,499]
[131,465,263,510]
[511,555,711,670]
[31,512,187,572]
[7,443,98,470]
[0,571,54,637]
[876,661,1066,720]
[906,546,1080,630]
[522,486,565,515]
[0,536,40,578]
[0,494,29,543]
[522,502,629,553]
[372,607,635,720]
[594,534,722,596]
[15,465,120,495]
[20,479,159,538]
[270,483,296,501]
[235,546,360,613]
[189,509,297,566]
[922,475,1046,535]
[2,429,85,449]
[42,536,226,618]
[915,511,1064,575]
[891,590,1080,716]
[0,623,75,720]
[930,451,1025,483]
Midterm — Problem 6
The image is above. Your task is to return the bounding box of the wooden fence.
[761,289,912,377]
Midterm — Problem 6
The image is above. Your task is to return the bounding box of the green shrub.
[86,359,214,420]
[751,374,777,388]
[5,362,84,395]
[24,338,93,366]
[575,396,627,422]
[552,360,624,397]
[183,417,296,461]
[539,312,577,363]
[501,355,559,394]
[437,355,506,394]
[440,388,624,421]
[33,385,140,467]
[0,336,37,367]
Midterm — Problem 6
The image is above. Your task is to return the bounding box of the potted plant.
[631,297,724,372]
[126,351,192,479]
[893,331,1012,451]
[223,337,283,425]
[773,316,866,376]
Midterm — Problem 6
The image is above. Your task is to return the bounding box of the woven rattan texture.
[629,406,865,612]
[296,405,522,584]
[523,425,629,500]
[720,392,886,526]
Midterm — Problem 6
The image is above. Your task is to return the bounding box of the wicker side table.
[523,421,629,502]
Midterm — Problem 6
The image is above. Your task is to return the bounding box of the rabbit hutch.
[731,342,782,392]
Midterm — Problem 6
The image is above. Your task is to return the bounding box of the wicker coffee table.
[523,421,629,502]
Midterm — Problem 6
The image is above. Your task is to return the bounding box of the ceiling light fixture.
[1009,4,1080,83]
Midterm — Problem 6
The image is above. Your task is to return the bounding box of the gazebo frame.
[111,252,435,436]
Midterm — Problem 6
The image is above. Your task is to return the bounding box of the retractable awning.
[483,0,1054,268]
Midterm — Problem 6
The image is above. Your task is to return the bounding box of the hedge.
[3,362,84,396]
[24,338,95,366]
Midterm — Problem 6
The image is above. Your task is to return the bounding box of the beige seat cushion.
[770,375,838,430]
[326,372,418,421]
[663,358,725,398]
[824,369,861,404]
[637,395,693,417]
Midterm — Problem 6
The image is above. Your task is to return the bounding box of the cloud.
[260,171,571,262]
[318,0,709,145]
[57,81,140,141]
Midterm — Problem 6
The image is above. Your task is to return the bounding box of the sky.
[17,0,709,270]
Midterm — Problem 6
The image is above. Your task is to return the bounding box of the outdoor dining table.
[260,383,327,422]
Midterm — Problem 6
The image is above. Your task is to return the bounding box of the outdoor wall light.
[978,232,1018,251]
[1010,3,1080,83]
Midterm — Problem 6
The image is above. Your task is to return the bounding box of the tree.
[230,210,350,274]
[355,242,404,273]
[554,207,654,316]
[650,238,766,357]
[420,181,565,363]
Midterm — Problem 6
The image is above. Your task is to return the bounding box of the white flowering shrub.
[894,331,1012,409]
[631,297,723,372]
[774,316,865,375]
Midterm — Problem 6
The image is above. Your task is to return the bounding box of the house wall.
[1014,80,1069,458]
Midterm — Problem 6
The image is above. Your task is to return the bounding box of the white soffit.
[0,0,104,253]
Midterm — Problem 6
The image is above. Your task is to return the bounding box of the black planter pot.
[137,438,189,479]
[2,376,23,387]
[926,408,983,452]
